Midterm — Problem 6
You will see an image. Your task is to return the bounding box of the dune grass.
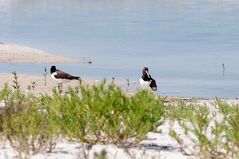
[0,76,164,158]
[1,73,239,159]
[166,98,239,159]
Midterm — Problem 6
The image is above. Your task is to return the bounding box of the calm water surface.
[1,0,239,98]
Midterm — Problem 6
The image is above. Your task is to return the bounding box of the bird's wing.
[149,78,157,91]
[55,70,78,79]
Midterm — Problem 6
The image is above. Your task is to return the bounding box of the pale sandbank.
[0,43,91,63]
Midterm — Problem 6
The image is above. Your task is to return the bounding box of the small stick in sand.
[222,63,225,76]
[43,67,48,86]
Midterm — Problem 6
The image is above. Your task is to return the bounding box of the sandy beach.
[0,72,238,159]
[0,42,127,95]
[0,43,238,159]
[0,83,238,159]
[0,73,96,95]
[1,0,239,157]
[0,43,92,63]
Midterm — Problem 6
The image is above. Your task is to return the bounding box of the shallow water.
[0,0,239,98]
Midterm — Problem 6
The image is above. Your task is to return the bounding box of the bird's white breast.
[51,72,58,80]
[139,78,151,87]
[51,72,62,83]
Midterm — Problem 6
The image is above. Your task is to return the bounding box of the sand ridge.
[0,43,91,63]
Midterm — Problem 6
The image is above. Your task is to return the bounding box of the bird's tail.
[149,79,157,91]
[69,76,80,80]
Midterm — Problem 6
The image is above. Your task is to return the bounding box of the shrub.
[42,80,164,147]
[168,100,239,159]
[0,79,164,158]
[217,100,239,158]
[0,84,57,158]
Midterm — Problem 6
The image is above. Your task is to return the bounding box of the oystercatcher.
[50,65,80,90]
[50,65,80,80]
[139,67,157,91]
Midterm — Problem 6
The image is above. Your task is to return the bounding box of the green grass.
[0,78,164,158]
[166,99,239,159]
[1,73,239,159]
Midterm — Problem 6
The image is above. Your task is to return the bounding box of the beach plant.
[0,112,2,133]
[42,80,164,147]
[216,100,239,158]
[0,77,164,158]
[27,81,37,91]
[111,77,115,84]
[165,101,196,122]
[167,100,239,159]
[217,98,239,116]
[0,84,11,133]
[120,89,164,146]
[31,81,37,91]
[43,67,48,86]
[167,102,227,158]
[0,85,57,158]
[223,110,239,158]
[126,78,130,87]
[12,71,20,90]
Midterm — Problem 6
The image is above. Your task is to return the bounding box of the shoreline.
[0,42,92,63]
[0,73,95,95]
[0,72,238,102]
[0,73,238,159]
[0,73,129,96]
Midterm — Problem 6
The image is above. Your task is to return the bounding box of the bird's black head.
[142,67,149,75]
[141,67,151,81]
[50,65,56,74]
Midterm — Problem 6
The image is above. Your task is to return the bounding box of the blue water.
[1,0,239,98]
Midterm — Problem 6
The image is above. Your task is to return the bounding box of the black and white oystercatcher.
[139,67,157,91]
[50,65,80,83]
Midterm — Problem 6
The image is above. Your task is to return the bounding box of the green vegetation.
[43,67,48,86]
[0,84,56,157]
[0,75,164,158]
[166,99,239,159]
[1,73,239,159]
[42,80,164,146]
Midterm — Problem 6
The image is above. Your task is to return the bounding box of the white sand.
[0,43,91,63]
[0,73,189,159]
[0,73,97,96]
[0,73,238,159]
[0,73,191,159]
[0,73,137,96]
